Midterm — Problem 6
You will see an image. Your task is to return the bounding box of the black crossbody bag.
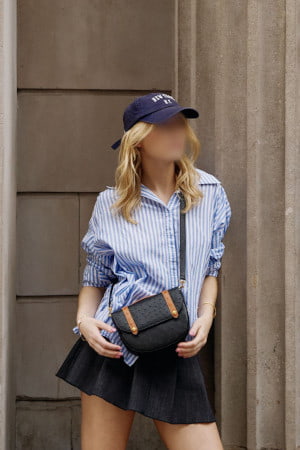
[107,191,190,355]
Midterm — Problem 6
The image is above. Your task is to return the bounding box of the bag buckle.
[179,279,185,289]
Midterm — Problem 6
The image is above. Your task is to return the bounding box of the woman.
[56,92,232,449]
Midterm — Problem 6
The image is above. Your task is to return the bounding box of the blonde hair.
[110,115,204,224]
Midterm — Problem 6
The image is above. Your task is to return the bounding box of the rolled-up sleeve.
[205,184,232,277]
[81,196,116,288]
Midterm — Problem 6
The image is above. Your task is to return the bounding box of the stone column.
[0,0,17,448]
[176,1,300,448]
[283,1,300,448]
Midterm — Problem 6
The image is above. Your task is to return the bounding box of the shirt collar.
[196,168,221,185]
[139,184,182,207]
[105,168,221,204]
[105,184,180,208]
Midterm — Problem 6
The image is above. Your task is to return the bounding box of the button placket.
[140,187,181,287]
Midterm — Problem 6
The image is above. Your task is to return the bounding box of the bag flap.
[111,287,185,333]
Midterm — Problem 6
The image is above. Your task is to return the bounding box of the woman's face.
[138,113,187,161]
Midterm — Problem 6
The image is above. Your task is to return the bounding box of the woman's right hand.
[79,317,123,359]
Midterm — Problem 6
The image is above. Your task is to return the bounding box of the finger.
[177,337,205,353]
[95,346,123,358]
[177,335,203,348]
[178,339,206,355]
[94,335,122,351]
[177,346,198,356]
[177,346,202,357]
[179,352,198,358]
[94,320,117,333]
[188,319,202,337]
[92,342,123,358]
[177,351,196,358]
[189,326,200,337]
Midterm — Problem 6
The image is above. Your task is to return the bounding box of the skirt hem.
[55,372,216,425]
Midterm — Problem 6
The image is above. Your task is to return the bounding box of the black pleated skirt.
[55,336,216,425]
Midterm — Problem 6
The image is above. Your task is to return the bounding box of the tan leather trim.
[162,290,179,318]
[122,306,138,334]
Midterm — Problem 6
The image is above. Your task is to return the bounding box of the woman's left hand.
[175,312,214,358]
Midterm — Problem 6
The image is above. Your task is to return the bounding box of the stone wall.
[16,1,174,448]
[0,0,298,448]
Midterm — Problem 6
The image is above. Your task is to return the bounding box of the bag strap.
[178,191,186,288]
[108,191,186,312]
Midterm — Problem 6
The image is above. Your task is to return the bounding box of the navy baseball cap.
[111,92,199,150]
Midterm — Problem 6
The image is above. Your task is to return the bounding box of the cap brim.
[111,138,122,150]
[140,105,199,124]
[110,105,199,150]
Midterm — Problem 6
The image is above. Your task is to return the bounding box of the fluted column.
[176,1,300,448]
[0,0,17,448]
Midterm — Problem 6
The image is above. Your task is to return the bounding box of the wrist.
[76,314,92,341]
[76,313,92,326]
[199,309,214,320]
[198,301,216,319]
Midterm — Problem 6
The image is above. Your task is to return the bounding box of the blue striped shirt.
[73,167,232,366]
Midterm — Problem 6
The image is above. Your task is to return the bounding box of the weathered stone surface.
[18,0,174,90]
[17,194,79,295]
